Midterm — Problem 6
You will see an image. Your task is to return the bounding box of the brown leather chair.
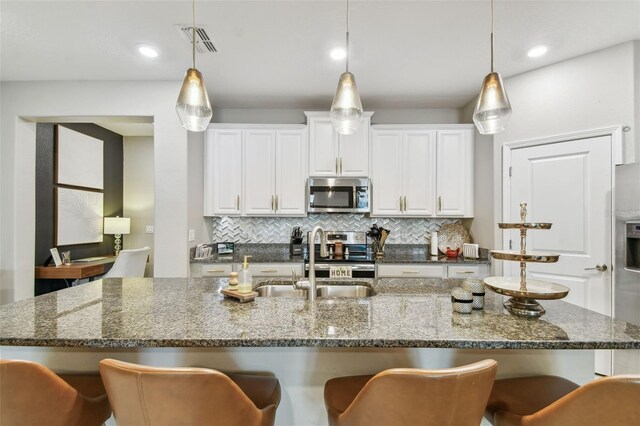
[0,359,112,426]
[99,358,281,426]
[324,359,498,426]
[485,374,640,425]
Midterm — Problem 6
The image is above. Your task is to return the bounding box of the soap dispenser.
[237,255,253,294]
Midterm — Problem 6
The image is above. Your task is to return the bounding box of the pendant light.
[175,0,212,132]
[473,0,512,135]
[330,0,363,135]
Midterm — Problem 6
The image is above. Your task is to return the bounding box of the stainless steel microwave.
[307,177,370,213]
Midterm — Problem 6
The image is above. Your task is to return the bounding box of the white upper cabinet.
[204,129,242,216]
[436,129,474,217]
[370,125,474,218]
[205,125,307,217]
[370,129,436,217]
[306,111,373,177]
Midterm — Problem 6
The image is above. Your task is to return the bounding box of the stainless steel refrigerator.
[613,162,640,375]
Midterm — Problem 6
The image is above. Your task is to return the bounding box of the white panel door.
[370,131,403,216]
[275,130,307,216]
[403,131,436,216]
[308,118,339,176]
[243,130,276,215]
[508,135,612,374]
[436,130,469,216]
[339,117,370,177]
[205,129,242,216]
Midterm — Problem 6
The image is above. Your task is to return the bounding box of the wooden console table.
[35,256,117,280]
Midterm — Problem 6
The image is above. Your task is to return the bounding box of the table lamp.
[104,217,130,255]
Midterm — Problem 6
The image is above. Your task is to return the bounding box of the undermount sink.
[255,284,375,298]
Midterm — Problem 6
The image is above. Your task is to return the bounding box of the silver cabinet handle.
[236,195,240,211]
[275,195,279,211]
[585,264,608,272]
[339,157,343,174]
[271,195,275,211]
[438,196,442,211]
[335,157,339,174]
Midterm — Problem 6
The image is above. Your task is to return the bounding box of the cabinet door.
[370,130,403,216]
[436,129,473,217]
[338,116,370,176]
[309,117,339,176]
[243,130,276,215]
[205,129,242,216]
[403,131,436,216]
[275,130,307,216]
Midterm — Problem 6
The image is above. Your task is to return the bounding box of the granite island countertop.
[1,277,638,350]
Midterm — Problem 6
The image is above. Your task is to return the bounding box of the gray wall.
[35,123,123,265]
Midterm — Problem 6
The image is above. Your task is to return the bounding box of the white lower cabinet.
[445,264,489,279]
[376,263,490,279]
[237,263,304,278]
[376,264,446,278]
[192,263,233,278]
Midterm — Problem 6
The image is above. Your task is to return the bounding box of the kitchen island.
[2,277,639,425]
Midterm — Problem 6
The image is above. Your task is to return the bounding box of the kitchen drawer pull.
[260,269,279,273]
[206,269,225,273]
[402,271,420,274]
[456,271,475,275]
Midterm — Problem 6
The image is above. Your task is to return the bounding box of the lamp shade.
[330,72,363,135]
[176,68,213,132]
[472,72,512,135]
[104,217,130,235]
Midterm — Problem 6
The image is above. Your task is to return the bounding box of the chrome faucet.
[293,226,328,301]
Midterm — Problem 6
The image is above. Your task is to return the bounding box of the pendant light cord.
[345,0,350,73]
[192,0,196,69]
[490,0,494,73]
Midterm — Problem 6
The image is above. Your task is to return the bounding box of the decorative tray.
[498,223,552,230]
[491,250,559,263]
[484,276,570,300]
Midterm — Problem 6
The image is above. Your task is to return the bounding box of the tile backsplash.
[209,215,460,244]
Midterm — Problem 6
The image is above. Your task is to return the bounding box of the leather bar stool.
[99,358,281,426]
[0,359,112,426]
[484,374,640,425]
[324,359,497,426]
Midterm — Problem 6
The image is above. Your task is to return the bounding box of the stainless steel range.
[304,231,375,278]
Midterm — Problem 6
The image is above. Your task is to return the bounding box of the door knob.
[584,264,608,272]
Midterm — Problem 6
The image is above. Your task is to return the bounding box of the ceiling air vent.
[175,24,217,53]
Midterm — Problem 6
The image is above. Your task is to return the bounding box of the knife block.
[290,238,304,256]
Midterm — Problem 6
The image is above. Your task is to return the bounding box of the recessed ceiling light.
[330,48,346,61]
[527,45,548,58]
[137,44,159,58]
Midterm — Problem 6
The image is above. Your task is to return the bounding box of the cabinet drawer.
[244,263,304,277]
[446,265,489,279]
[200,264,233,277]
[376,264,445,278]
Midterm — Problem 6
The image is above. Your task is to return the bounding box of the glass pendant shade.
[330,72,363,135]
[473,73,512,135]
[176,68,213,132]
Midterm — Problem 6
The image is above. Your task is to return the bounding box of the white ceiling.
[2,1,639,109]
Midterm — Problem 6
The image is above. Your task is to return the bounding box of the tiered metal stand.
[484,202,570,318]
